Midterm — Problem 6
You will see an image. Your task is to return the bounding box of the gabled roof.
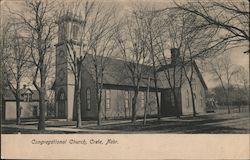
[82,54,164,89]
[156,61,208,90]
[192,61,208,90]
[81,54,207,90]
[3,88,40,101]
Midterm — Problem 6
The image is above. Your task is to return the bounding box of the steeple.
[54,12,84,121]
[57,12,84,44]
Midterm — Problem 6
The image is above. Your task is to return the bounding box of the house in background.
[54,14,208,121]
[2,85,43,120]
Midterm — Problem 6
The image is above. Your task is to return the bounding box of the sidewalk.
[2,123,122,133]
[2,117,158,133]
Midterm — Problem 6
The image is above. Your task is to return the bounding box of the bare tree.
[139,6,164,121]
[154,11,186,118]
[174,11,222,117]
[153,6,225,117]
[86,2,117,126]
[9,0,57,130]
[233,66,249,112]
[174,0,249,45]
[116,9,148,123]
[0,14,12,122]
[208,55,240,113]
[58,1,95,128]
[3,21,31,124]
[59,1,117,126]
[174,0,250,109]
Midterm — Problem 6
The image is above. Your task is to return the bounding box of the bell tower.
[55,13,83,121]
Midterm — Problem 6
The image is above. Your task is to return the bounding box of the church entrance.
[58,89,66,118]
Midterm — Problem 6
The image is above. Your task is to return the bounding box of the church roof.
[157,61,208,90]
[83,54,164,89]
[82,54,207,90]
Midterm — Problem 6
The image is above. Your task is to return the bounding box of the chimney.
[170,48,180,64]
[23,84,27,89]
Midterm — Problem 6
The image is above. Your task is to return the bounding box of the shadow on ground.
[2,112,250,134]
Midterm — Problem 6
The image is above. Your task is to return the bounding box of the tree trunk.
[76,83,82,128]
[153,73,160,121]
[131,90,138,123]
[143,77,150,125]
[155,91,160,121]
[226,92,230,114]
[16,97,21,125]
[38,68,46,131]
[173,92,180,119]
[226,80,231,114]
[97,99,102,126]
[73,84,77,121]
[38,89,46,130]
[76,59,82,128]
[143,98,147,126]
[0,51,2,124]
[97,81,103,126]
[189,81,196,117]
[16,82,21,125]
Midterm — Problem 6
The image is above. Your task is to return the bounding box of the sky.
[203,47,249,88]
[1,0,249,89]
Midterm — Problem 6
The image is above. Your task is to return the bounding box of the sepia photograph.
[0,0,249,159]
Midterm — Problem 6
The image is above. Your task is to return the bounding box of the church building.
[54,14,208,121]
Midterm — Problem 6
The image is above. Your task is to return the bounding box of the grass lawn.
[2,111,249,134]
[81,112,249,133]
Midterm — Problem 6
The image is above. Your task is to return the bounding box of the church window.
[57,89,66,101]
[192,77,197,91]
[124,91,129,109]
[200,90,203,107]
[141,92,145,108]
[186,90,189,108]
[86,88,91,110]
[60,92,65,100]
[170,93,175,107]
[60,24,68,40]
[58,69,65,82]
[106,90,111,109]
[59,50,64,56]
[72,25,79,40]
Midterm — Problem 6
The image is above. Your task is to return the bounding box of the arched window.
[200,90,203,107]
[57,89,66,101]
[86,88,91,110]
[141,92,145,108]
[192,77,197,91]
[60,92,65,100]
[193,93,197,108]
[72,25,79,40]
[106,90,111,109]
[124,91,129,109]
[186,90,189,108]
[170,93,175,107]
[59,50,64,56]
[58,69,65,82]
[60,23,68,40]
